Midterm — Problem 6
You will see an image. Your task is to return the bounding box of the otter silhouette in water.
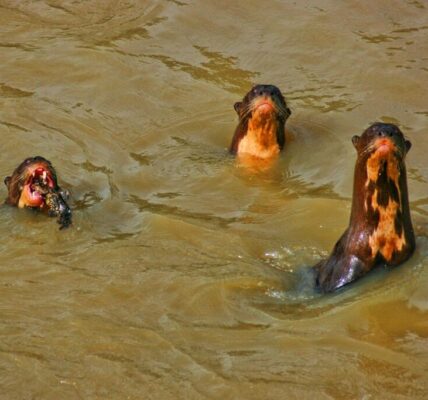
[4,156,72,229]
[230,84,291,159]
[315,123,415,292]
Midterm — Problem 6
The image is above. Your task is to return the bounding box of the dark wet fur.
[229,84,291,154]
[314,123,415,293]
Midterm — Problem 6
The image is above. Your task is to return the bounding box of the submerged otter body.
[5,156,72,229]
[230,84,291,159]
[315,123,415,292]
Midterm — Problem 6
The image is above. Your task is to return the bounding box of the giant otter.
[4,156,72,229]
[315,123,415,292]
[230,84,291,159]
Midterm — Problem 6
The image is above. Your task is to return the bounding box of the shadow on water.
[127,194,241,229]
[145,45,259,95]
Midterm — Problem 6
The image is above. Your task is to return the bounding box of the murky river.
[0,1,427,398]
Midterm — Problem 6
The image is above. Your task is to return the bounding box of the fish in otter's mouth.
[4,156,72,229]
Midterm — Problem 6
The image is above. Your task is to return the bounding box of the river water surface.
[0,1,427,399]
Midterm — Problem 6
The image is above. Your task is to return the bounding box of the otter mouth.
[20,165,72,229]
[252,97,276,118]
[255,100,274,110]
[374,138,399,158]
[22,167,55,208]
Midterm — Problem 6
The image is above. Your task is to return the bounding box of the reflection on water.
[0,0,428,399]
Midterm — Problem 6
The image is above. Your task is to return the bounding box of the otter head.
[234,84,291,128]
[4,156,72,229]
[5,157,58,208]
[230,84,291,157]
[352,122,411,164]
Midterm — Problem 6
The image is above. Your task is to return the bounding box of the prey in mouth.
[4,156,72,229]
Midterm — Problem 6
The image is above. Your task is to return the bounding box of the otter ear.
[352,135,360,149]
[4,176,11,188]
[405,140,412,153]
[286,107,291,116]
[234,101,242,115]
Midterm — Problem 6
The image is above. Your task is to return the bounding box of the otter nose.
[253,87,266,96]
[376,123,397,138]
[253,85,277,97]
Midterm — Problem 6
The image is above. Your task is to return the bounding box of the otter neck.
[351,151,403,217]
[350,151,410,261]
[237,117,279,159]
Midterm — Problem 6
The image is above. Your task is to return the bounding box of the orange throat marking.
[365,150,405,261]
[237,118,280,159]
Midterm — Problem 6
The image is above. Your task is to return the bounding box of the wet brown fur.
[229,84,291,158]
[315,123,415,292]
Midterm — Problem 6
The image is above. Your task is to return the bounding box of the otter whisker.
[360,141,404,159]
[240,105,253,120]
[360,143,377,157]
[273,101,291,118]
[229,84,290,156]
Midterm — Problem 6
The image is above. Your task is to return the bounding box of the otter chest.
[237,125,280,159]
[365,155,406,261]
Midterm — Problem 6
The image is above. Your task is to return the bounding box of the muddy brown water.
[0,1,427,399]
